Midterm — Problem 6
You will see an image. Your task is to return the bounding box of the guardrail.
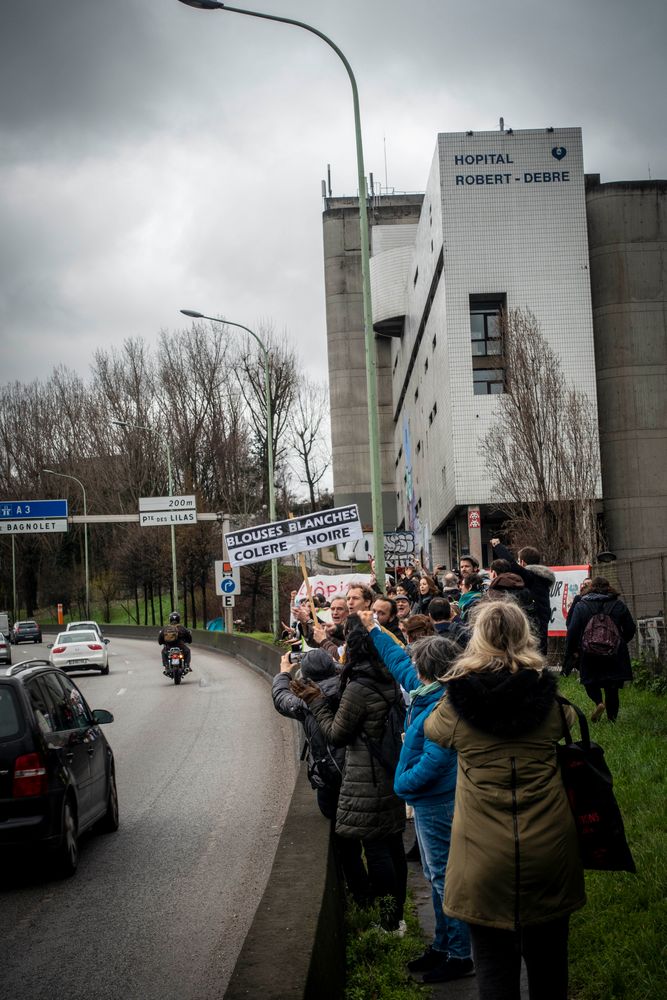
[98,624,346,1000]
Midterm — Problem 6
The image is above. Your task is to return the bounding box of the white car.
[65,620,105,640]
[49,630,110,675]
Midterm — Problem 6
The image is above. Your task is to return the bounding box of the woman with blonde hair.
[424,600,585,1000]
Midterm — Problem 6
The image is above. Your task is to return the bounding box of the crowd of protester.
[272,543,636,999]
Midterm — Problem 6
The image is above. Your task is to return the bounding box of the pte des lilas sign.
[225,505,363,567]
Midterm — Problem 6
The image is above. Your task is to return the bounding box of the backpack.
[581,600,621,657]
[163,623,180,644]
[355,678,406,782]
[301,712,346,791]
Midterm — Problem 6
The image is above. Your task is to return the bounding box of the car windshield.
[18,622,37,629]
[67,622,97,630]
[56,632,97,644]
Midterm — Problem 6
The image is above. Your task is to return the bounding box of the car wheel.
[98,768,120,833]
[100,661,109,675]
[34,637,39,643]
[53,798,79,878]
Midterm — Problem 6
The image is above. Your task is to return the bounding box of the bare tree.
[288,377,331,508]
[235,323,299,513]
[482,309,602,563]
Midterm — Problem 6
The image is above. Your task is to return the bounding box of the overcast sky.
[1,0,665,387]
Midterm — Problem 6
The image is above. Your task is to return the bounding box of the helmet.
[169,612,181,624]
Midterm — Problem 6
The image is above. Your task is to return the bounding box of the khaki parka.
[424,669,586,930]
[309,660,406,841]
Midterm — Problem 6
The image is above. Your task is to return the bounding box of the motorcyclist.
[158,611,192,673]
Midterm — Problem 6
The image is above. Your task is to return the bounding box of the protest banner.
[224,504,363,568]
[295,573,373,603]
[548,565,591,636]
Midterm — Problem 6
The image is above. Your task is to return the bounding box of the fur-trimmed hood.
[488,572,527,592]
[525,564,556,585]
[447,668,558,738]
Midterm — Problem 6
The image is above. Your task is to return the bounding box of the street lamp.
[43,469,90,618]
[181,309,279,637]
[176,1,386,590]
[111,420,180,614]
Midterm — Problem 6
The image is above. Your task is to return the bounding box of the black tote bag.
[556,696,636,873]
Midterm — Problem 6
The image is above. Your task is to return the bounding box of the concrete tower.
[585,178,667,561]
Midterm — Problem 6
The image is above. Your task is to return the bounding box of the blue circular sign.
[221,578,236,594]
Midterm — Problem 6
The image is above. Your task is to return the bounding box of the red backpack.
[581,600,621,657]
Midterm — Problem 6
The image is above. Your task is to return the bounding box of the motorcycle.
[164,645,190,685]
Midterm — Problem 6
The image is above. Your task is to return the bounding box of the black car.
[11,620,42,645]
[0,659,118,877]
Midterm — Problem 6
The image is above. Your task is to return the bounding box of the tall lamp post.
[43,469,90,618]
[112,420,180,614]
[180,310,279,637]
[177,0,386,590]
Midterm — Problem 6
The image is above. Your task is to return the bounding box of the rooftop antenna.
[499,117,505,132]
[384,134,389,191]
[327,163,332,198]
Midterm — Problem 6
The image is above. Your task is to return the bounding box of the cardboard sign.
[225,505,363,567]
[295,573,373,603]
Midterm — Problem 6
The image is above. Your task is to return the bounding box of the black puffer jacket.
[309,660,406,841]
[492,544,555,654]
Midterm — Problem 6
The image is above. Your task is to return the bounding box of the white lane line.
[116,687,127,697]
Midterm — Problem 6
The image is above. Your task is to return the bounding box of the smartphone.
[289,651,302,665]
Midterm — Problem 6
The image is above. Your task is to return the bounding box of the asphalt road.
[0,635,298,1000]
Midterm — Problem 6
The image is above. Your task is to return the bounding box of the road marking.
[116,688,127,697]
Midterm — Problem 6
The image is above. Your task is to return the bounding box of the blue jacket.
[369,627,457,804]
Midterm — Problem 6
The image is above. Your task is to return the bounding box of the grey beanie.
[299,648,338,682]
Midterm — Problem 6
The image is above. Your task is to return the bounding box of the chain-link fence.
[592,553,667,668]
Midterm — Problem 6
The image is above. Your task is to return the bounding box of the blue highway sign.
[0,499,68,520]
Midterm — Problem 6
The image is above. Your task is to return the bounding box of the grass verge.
[346,895,431,1000]
[558,676,667,1000]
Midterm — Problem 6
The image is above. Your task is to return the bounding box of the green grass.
[243,630,279,646]
[558,677,667,1000]
[345,895,431,1000]
[344,681,665,1000]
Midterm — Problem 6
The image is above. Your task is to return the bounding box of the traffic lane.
[0,636,299,1000]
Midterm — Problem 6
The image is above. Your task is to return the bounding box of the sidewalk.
[404,825,528,999]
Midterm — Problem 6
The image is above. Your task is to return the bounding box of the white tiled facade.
[388,128,600,551]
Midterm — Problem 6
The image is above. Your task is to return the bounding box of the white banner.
[225,505,363,567]
[336,530,416,562]
[548,565,591,636]
[296,573,373,603]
